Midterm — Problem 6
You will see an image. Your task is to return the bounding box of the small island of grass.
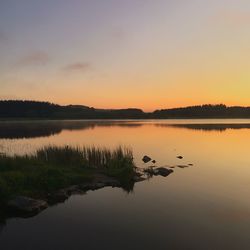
[0,145,139,217]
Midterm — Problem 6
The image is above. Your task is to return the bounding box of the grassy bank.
[0,145,136,205]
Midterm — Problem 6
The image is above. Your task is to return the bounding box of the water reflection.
[160,123,250,131]
[1,120,250,249]
[0,121,143,139]
[1,120,250,140]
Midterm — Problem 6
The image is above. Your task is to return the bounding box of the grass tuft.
[0,145,136,204]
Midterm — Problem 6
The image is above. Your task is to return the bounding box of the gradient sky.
[0,0,249,111]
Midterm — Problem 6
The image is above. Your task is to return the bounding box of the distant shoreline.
[2,118,250,122]
[1,101,250,119]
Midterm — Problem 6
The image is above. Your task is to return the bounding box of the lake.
[1,119,250,250]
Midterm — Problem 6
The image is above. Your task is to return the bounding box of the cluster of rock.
[6,175,137,217]
[142,153,195,175]
[7,196,48,216]
[6,155,193,218]
[177,155,183,159]
[143,155,187,163]
[142,155,156,164]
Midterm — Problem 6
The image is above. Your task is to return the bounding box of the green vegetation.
[0,146,136,205]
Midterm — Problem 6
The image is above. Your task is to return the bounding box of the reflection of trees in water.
[156,123,250,132]
[1,121,250,140]
[0,122,61,139]
[0,121,143,139]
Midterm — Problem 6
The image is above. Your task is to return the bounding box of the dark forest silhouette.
[0,101,144,119]
[1,101,250,119]
[153,104,250,118]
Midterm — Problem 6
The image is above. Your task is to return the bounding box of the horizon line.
[1,99,250,113]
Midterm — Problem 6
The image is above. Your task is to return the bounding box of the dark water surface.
[1,119,250,250]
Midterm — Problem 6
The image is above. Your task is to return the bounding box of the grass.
[0,145,136,205]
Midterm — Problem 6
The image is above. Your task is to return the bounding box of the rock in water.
[142,155,152,163]
[155,167,173,177]
[144,167,173,177]
[177,165,189,169]
[7,196,48,215]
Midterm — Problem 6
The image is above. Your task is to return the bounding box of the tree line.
[1,101,250,119]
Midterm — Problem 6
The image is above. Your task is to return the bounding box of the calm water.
[1,119,250,249]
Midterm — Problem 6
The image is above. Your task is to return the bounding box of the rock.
[142,155,152,163]
[155,167,173,177]
[79,183,95,190]
[152,160,156,164]
[93,174,121,187]
[100,178,120,187]
[80,182,103,190]
[64,185,84,195]
[79,176,121,191]
[92,183,106,189]
[64,185,79,193]
[7,196,48,215]
[177,165,189,169]
[48,190,69,204]
[144,167,173,177]
[188,164,193,166]
[48,186,85,204]
[177,156,183,159]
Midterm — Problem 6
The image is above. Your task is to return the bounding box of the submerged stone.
[79,176,121,191]
[177,165,189,169]
[177,156,183,159]
[7,196,48,215]
[48,190,69,204]
[142,155,152,163]
[144,167,173,177]
[155,167,173,177]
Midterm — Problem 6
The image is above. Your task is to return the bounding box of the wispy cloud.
[16,51,50,67]
[63,62,92,72]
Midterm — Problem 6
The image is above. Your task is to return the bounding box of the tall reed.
[35,145,134,169]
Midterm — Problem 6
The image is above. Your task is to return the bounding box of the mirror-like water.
[1,119,250,250]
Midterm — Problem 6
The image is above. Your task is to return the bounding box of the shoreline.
[2,171,144,219]
[0,145,138,218]
[0,165,174,220]
[2,118,250,122]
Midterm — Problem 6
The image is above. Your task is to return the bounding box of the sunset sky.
[0,0,249,111]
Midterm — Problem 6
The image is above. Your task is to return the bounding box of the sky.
[0,0,249,111]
